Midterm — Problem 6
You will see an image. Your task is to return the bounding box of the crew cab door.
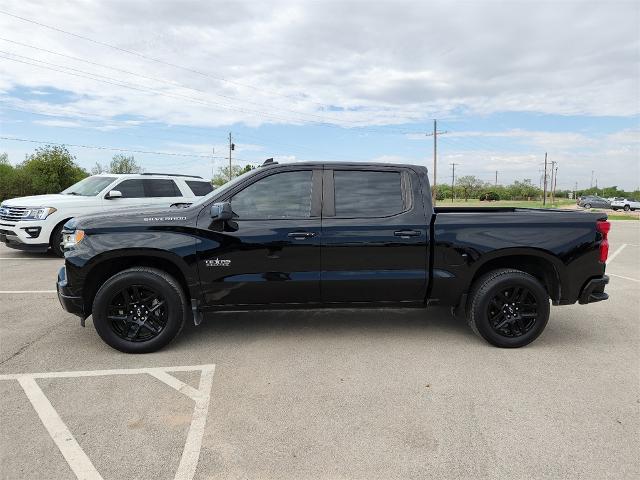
[321,167,429,303]
[196,167,322,306]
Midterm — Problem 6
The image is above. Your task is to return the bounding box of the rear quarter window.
[185,180,214,196]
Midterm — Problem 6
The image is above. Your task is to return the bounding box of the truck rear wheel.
[92,267,187,353]
[467,269,550,348]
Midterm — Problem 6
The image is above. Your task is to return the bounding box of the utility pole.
[574,181,578,200]
[228,132,235,181]
[590,170,594,189]
[552,164,558,205]
[543,152,548,206]
[495,170,498,187]
[549,160,557,205]
[425,119,448,204]
[211,147,215,181]
[450,163,458,203]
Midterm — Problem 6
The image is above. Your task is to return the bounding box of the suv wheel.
[92,267,187,353]
[467,269,550,348]
[584,203,591,209]
[624,205,631,211]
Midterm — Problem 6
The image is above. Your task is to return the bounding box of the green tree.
[456,175,484,201]
[109,154,142,174]
[18,145,88,195]
[0,153,16,201]
[212,164,254,187]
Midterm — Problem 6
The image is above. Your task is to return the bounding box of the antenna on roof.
[262,158,277,166]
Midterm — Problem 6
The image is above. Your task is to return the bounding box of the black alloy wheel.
[467,268,550,348]
[107,285,167,342]
[486,285,538,338]
[92,267,187,353]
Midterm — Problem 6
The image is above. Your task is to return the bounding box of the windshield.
[61,176,117,196]
[191,169,260,207]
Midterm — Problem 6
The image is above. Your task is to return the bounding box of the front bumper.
[0,221,50,252]
[578,275,609,304]
[57,266,85,318]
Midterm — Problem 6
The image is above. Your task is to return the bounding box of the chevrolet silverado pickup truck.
[57,161,610,353]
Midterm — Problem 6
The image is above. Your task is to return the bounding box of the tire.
[92,267,187,353]
[584,203,591,209]
[467,268,550,348]
[50,223,66,257]
[624,205,630,211]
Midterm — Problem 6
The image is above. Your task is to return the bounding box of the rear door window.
[333,170,405,217]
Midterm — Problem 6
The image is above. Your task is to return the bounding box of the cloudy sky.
[0,0,638,190]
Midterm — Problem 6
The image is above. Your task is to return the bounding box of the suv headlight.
[22,207,57,220]
[62,229,85,249]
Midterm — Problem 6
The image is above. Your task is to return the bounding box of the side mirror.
[210,201,234,221]
[106,190,122,199]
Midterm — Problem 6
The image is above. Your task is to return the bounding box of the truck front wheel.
[467,269,550,348]
[92,267,187,353]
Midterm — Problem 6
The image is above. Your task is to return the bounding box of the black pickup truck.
[57,161,610,353]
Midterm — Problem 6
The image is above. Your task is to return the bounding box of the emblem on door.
[205,258,231,267]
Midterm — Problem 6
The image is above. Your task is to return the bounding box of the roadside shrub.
[480,191,500,201]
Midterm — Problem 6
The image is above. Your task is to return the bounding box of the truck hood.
[1,193,92,207]
[71,205,199,229]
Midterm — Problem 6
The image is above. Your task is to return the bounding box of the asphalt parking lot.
[1,221,638,480]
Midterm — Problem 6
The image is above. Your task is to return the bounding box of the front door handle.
[287,231,317,240]
[394,230,421,238]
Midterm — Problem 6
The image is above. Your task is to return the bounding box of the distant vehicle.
[578,195,610,209]
[611,198,640,211]
[0,173,213,257]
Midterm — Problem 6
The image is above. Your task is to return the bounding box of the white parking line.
[0,290,57,294]
[0,257,61,260]
[1,364,216,480]
[608,273,640,283]
[607,244,627,265]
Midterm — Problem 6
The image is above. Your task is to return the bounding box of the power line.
[0,37,409,129]
[0,9,429,130]
[0,135,221,158]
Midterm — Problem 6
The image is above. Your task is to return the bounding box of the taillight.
[596,220,611,263]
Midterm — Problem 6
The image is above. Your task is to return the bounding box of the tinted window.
[186,180,214,196]
[144,179,182,197]
[115,179,145,198]
[231,171,313,219]
[334,171,404,217]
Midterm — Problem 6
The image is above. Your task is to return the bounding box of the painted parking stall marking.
[0,364,216,480]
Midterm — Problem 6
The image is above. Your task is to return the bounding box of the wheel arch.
[49,217,74,245]
[82,249,195,315]
[469,249,562,303]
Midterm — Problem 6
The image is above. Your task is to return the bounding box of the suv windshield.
[61,176,116,196]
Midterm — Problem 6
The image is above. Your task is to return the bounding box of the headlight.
[62,229,85,249]
[22,207,57,220]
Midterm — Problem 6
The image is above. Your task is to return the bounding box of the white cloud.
[0,0,637,128]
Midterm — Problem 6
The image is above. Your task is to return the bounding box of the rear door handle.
[287,231,317,240]
[394,230,421,238]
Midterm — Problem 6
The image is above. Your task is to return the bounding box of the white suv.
[0,173,213,256]
[611,198,640,212]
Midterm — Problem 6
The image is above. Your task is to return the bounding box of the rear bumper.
[57,266,85,318]
[578,275,609,304]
